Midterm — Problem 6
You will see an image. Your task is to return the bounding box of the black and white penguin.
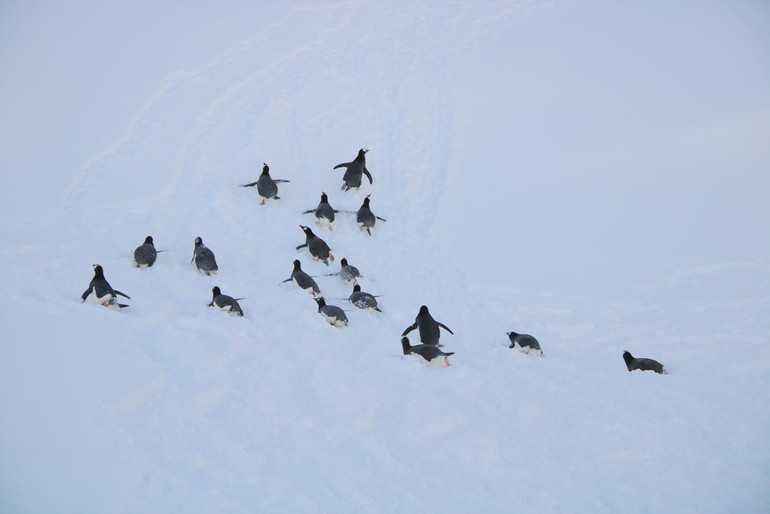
[192,237,218,275]
[241,163,290,204]
[401,337,454,367]
[302,192,338,228]
[133,235,160,268]
[315,297,349,327]
[281,259,320,296]
[349,284,381,312]
[337,258,361,283]
[81,265,130,308]
[208,286,244,316]
[401,305,454,346]
[333,148,373,191]
[296,225,334,265]
[623,351,666,374]
[356,195,387,236]
[507,331,543,357]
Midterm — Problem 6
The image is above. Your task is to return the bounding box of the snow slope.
[2,1,770,513]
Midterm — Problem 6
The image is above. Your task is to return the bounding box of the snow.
[2,1,770,513]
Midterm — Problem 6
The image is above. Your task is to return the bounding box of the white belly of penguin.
[323,314,347,327]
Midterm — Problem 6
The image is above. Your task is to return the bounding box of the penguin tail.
[376,216,387,222]
[366,228,371,236]
[241,181,258,187]
[117,303,130,308]
[113,290,131,299]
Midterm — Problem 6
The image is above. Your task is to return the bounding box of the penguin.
[349,284,381,312]
[296,225,334,265]
[333,148,373,191]
[329,257,360,283]
[241,163,290,204]
[401,305,454,346]
[133,235,161,268]
[281,259,320,296]
[507,331,543,357]
[401,337,454,367]
[356,195,387,236]
[315,297,349,327]
[192,237,219,275]
[208,286,244,316]
[623,351,666,374]
[302,192,338,228]
[81,265,130,308]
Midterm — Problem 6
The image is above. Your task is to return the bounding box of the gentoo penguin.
[281,259,320,296]
[208,286,244,316]
[349,284,381,312]
[315,297,349,327]
[333,148,373,191]
[241,163,290,204]
[401,305,454,346]
[623,351,666,374]
[296,225,334,265]
[402,337,454,367]
[133,235,160,268]
[192,237,218,275]
[81,265,130,308]
[356,195,387,236]
[507,331,543,357]
[333,258,361,283]
[302,192,338,228]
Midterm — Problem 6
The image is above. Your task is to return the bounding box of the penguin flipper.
[302,209,315,214]
[333,162,351,170]
[401,323,417,337]
[438,322,454,335]
[113,289,131,300]
[376,216,388,222]
[117,303,130,308]
[363,167,373,184]
[281,277,293,284]
[81,284,94,302]
[296,243,308,250]
[274,179,290,183]
[241,181,258,187]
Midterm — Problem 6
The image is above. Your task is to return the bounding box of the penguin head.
[293,259,301,271]
[299,225,314,237]
[507,332,518,347]
[419,305,429,316]
[401,337,412,355]
[212,286,221,298]
[194,236,203,247]
[320,192,328,203]
[315,297,327,310]
[353,284,361,292]
[144,235,154,245]
[340,257,348,267]
[357,148,367,159]
[362,195,370,208]
[622,351,635,367]
[92,264,105,278]
[261,163,270,174]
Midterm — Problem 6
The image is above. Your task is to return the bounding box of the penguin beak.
[363,148,369,153]
[92,264,98,269]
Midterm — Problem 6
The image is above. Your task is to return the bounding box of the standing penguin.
[281,259,320,296]
[507,331,544,357]
[315,297,349,327]
[302,192,338,228]
[296,225,334,265]
[623,351,666,374]
[81,265,130,308]
[401,337,454,367]
[241,163,290,204]
[349,284,381,312]
[192,237,219,275]
[356,195,387,236]
[133,235,162,268]
[208,286,244,316]
[333,148,373,191]
[401,305,454,346]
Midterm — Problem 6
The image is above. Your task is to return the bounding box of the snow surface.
[2,1,770,513]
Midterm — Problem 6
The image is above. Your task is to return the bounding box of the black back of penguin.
[402,305,453,346]
[134,235,158,267]
[623,351,665,374]
[257,163,278,199]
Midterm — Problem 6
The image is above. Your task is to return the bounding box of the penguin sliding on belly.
[333,148,373,191]
[281,259,321,296]
[623,351,666,374]
[302,192,338,229]
[324,257,361,284]
[81,265,130,308]
[507,331,543,357]
[402,337,454,367]
[241,163,290,204]
[357,195,387,236]
[208,286,244,317]
[296,225,334,265]
[349,284,381,312]
[315,297,349,327]
[401,305,454,347]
